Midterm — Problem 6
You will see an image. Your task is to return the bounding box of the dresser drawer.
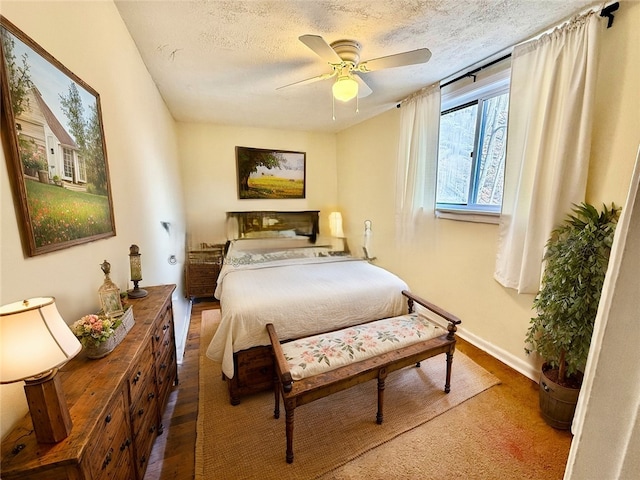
[188,264,219,275]
[130,381,159,437]
[132,404,159,480]
[153,318,173,355]
[128,340,155,407]
[189,284,216,297]
[156,345,177,407]
[86,389,132,480]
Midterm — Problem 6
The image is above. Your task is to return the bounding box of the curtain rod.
[398,1,620,108]
[600,2,619,28]
[439,53,511,89]
[440,2,620,90]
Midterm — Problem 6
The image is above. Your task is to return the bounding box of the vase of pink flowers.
[71,306,135,359]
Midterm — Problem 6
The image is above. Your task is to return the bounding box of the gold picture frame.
[99,287,124,319]
[236,146,306,199]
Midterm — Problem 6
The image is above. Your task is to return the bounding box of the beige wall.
[337,0,640,380]
[177,123,338,246]
[1,1,187,437]
[1,0,637,460]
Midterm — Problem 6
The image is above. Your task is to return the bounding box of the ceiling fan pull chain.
[356,95,359,114]
[332,94,336,121]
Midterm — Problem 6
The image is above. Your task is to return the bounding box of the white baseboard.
[417,307,540,383]
[175,298,193,365]
[456,326,540,382]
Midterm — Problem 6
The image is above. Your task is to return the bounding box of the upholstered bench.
[266,290,462,463]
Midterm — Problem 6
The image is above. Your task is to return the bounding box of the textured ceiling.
[115,0,599,133]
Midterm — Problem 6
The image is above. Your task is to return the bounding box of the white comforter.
[206,252,409,379]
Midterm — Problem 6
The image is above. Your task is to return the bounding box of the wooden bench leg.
[376,367,388,425]
[285,407,295,463]
[444,350,454,394]
[273,375,281,419]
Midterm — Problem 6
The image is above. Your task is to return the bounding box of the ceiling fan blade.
[355,74,373,98]
[358,48,432,72]
[276,71,336,90]
[299,34,343,64]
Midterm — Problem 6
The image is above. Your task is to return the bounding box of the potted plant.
[525,202,620,429]
[70,306,135,359]
[19,137,43,177]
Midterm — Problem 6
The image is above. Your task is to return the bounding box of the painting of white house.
[1,18,115,256]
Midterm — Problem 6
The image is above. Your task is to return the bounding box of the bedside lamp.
[329,211,345,238]
[0,297,81,443]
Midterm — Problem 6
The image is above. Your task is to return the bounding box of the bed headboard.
[226,210,319,242]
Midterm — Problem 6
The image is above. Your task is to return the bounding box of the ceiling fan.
[278,34,432,103]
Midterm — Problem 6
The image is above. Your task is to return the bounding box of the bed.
[206,211,409,404]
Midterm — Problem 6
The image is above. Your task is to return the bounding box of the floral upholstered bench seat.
[267,290,462,464]
[282,312,446,381]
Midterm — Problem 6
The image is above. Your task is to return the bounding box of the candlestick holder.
[128,244,148,298]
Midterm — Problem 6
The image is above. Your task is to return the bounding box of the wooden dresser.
[0,285,178,480]
[185,246,224,298]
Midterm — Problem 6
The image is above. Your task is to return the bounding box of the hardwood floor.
[144,299,217,480]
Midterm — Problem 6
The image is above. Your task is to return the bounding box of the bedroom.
[0,0,638,478]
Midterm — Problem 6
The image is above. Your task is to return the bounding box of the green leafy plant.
[525,202,620,387]
[19,136,45,171]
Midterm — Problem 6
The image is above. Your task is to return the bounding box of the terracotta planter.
[539,364,580,430]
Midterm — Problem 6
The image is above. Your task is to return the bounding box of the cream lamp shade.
[332,75,358,102]
[0,297,81,384]
[329,212,345,237]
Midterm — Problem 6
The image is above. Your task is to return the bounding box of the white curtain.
[494,11,601,293]
[564,146,640,479]
[395,83,440,241]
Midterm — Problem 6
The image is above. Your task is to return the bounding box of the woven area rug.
[196,309,500,480]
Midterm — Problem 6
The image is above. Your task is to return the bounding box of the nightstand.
[185,245,224,298]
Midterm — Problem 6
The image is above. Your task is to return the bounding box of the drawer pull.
[102,448,114,469]
[155,334,160,342]
[160,363,167,370]
[163,324,170,331]
[149,424,156,434]
[140,454,147,466]
[105,414,112,424]
[164,340,170,347]
[133,371,142,384]
[120,438,131,451]
[147,392,155,401]
[138,408,144,416]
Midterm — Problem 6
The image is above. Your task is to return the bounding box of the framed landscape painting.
[236,146,306,199]
[0,16,115,256]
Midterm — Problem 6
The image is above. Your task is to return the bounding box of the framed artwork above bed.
[236,146,306,199]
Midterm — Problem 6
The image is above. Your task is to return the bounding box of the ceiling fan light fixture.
[332,75,358,102]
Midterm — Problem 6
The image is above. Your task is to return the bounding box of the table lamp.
[328,211,345,238]
[0,297,82,443]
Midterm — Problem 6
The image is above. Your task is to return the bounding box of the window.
[436,70,510,217]
[63,147,74,179]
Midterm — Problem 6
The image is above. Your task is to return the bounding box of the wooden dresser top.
[0,284,176,475]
